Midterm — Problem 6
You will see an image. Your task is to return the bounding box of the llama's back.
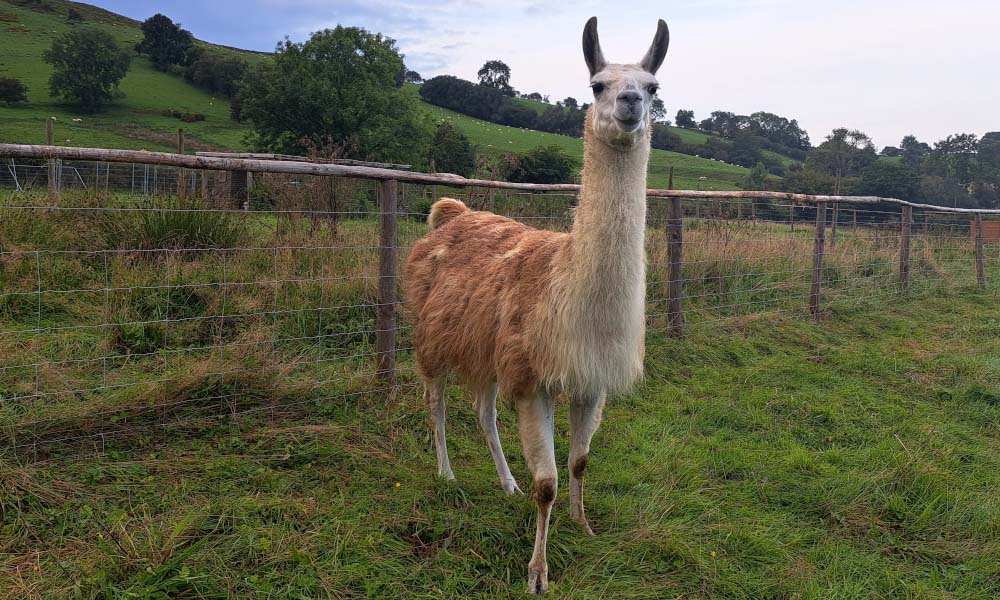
[404,199,567,393]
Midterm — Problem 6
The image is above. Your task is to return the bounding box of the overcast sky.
[91,0,999,149]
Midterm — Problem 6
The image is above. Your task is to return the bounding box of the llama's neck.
[568,114,650,285]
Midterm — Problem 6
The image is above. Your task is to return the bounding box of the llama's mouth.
[614,117,642,133]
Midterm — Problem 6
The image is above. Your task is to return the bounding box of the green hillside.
[0,0,754,189]
[0,0,260,152]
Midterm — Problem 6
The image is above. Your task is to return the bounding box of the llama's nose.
[617,90,641,105]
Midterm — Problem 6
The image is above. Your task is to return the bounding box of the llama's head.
[583,17,669,148]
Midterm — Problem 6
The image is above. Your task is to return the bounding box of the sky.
[88,0,1000,149]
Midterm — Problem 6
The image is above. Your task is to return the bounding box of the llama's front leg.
[568,392,606,536]
[425,376,453,480]
[474,383,522,495]
[516,391,557,595]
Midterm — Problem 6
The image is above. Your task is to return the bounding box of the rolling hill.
[0,0,756,190]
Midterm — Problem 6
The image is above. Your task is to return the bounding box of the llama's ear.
[582,16,606,77]
[639,19,670,74]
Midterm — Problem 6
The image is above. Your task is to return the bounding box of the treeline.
[779,129,1000,209]
[420,75,586,137]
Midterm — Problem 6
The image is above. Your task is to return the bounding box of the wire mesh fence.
[1,154,998,463]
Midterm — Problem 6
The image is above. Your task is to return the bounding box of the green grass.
[0,0,262,152]
[2,188,999,598]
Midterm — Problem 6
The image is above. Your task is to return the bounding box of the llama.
[403,17,669,594]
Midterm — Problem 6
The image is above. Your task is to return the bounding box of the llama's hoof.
[570,505,595,536]
[526,562,549,595]
[501,478,523,496]
[575,517,595,537]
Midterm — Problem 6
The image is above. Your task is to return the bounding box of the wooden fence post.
[830,202,839,247]
[900,205,912,291]
[975,214,986,290]
[46,119,56,199]
[666,196,684,336]
[176,129,186,198]
[789,204,795,232]
[376,179,398,383]
[810,201,828,320]
[229,170,248,209]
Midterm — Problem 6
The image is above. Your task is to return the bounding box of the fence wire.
[1,159,997,462]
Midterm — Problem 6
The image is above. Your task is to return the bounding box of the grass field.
[1,185,999,598]
[0,0,265,152]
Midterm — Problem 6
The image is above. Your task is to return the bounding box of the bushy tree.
[743,162,768,191]
[427,122,475,177]
[780,165,836,195]
[651,123,681,151]
[136,14,196,71]
[0,78,28,105]
[66,7,83,22]
[43,29,130,112]
[494,103,537,129]
[404,70,422,84]
[923,133,979,184]
[420,75,506,121]
[477,60,514,96]
[238,27,430,163]
[856,159,920,200]
[508,145,578,184]
[562,96,578,110]
[675,109,696,128]
[806,128,878,192]
[900,135,931,170]
[185,53,247,97]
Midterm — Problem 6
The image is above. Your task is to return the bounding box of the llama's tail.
[428,198,469,229]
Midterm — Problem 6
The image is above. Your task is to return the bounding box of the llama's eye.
[591,83,605,95]
[647,85,659,95]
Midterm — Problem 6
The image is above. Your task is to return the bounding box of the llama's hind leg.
[568,392,606,536]
[425,375,453,480]
[516,391,557,595]
[474,383,522,495]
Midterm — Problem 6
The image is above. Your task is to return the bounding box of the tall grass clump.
[104,198,245,254]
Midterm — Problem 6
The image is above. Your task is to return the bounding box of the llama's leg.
[568,392,606,536]
[474,383,522,495]
[516,391,557,595]
[425,376,453,480]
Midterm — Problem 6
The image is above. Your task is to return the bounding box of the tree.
[136,14,196,71]
[238,27,429,163]
[43,29,131,112]
[743,162,768,191]
[780,165,836,195]
[880,146,901,157]
[651,123,681,151]
[562,96,578,110]
[856,159,920,200]
[806,128,878,192]
[675,109,696,129]
[978,132,1000,186]
[420,75,506,121]
[427,122,475,177]
[404,70,423,84]
[900,135,931,170]
[477,60,514,96]
[924,133,979,184]
[184,53,247,97]
[650,97,667,123]
[0,78,28,105]
[66,7,83,22]
[508,145,579,184]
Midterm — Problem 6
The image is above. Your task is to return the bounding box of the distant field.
[0,0,258,152]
